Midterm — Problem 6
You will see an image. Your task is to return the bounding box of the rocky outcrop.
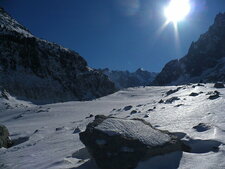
[154,12,225,85]
[99,68,157,89]
[214,82,225,88]
[0,8,116,103]
[79,115,185,169]
[0,125,12,148]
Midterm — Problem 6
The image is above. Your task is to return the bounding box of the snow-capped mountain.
[99,68,157,89]
[0,8,116,103]
[153,12,225,85]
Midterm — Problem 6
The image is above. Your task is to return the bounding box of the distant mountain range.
[153,12,225,85]
[99,68,157,89]
[0,8,116,103]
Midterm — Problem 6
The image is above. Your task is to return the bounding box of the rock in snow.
[214,82,225,88]
[0,8,116,103]
[79,115,185,169]
[0,124,12,148]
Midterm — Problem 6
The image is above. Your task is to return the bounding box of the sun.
[164,0,191,24]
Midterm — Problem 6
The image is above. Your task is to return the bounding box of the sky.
[1,0,225,72]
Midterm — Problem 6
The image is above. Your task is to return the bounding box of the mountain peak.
[214,12,225,26]
[154,12,225,85]
[0,7,33,37]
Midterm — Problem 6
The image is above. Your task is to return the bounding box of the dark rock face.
[154,12,225,85]
[0,125,12,148]
[214,82,225,88]
[0,8,116,103]
[99,68,158,89]
[79,115,185,169]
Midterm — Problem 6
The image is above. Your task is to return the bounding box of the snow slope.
[0,84,225,169]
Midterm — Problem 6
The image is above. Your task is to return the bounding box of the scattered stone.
[136,104,143,107]
[193,123,211,132]
[73,127,81,134]
[197,83,204,87]
[80,115,186,169]
[143,114,149,118]
[13,114,23,120]
[214,82,225,88]
[166,87,182,96]
[158,99,164,103]
[148,108,154,112]
[130,110,138,115]
[33,129,39,134]
[207,91,220,100]
[56,127,64,131]
[12,136,29,146]
[153,106,156,109]
[86,114,94,119]
[1,89,9,100]
[189,92,199,96]
[0,125,12,148]
[37,109,47,113]
[123,105,132,111]
[165,97,180,104]
[174,104,184,107]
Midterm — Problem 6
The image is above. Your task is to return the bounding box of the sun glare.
[164,0,191,24]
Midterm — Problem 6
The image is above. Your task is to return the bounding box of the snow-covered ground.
[0,84,225,169]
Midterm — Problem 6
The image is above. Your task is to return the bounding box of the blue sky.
[1,0,225,72]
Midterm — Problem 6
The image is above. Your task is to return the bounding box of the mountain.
[153,12,225,85]
[0,8,116,103]
[98,68,157,89]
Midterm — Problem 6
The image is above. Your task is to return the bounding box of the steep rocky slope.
[154,12,225,85]
[0,8,116,103]
[99,68,157,89]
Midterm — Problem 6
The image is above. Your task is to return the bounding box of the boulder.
[189,92,199,96]
[207,91,220,100]
[165,97,180,104]
[79,115,185,169]
[0,125,12,148]
[214,82,225,88]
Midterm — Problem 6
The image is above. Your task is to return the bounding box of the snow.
[0,84,225,169]
[95,118,170,146]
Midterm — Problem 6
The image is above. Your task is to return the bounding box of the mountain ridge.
[0,7,116,103]
[98,68,157,89]
[153,12,225,85]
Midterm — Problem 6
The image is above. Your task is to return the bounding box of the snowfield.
[0,84,225,169]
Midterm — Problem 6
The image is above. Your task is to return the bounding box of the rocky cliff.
[0,8,116,103]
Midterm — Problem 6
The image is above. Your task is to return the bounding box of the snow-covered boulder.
[0,125,12,148]
[79,115,185,169]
